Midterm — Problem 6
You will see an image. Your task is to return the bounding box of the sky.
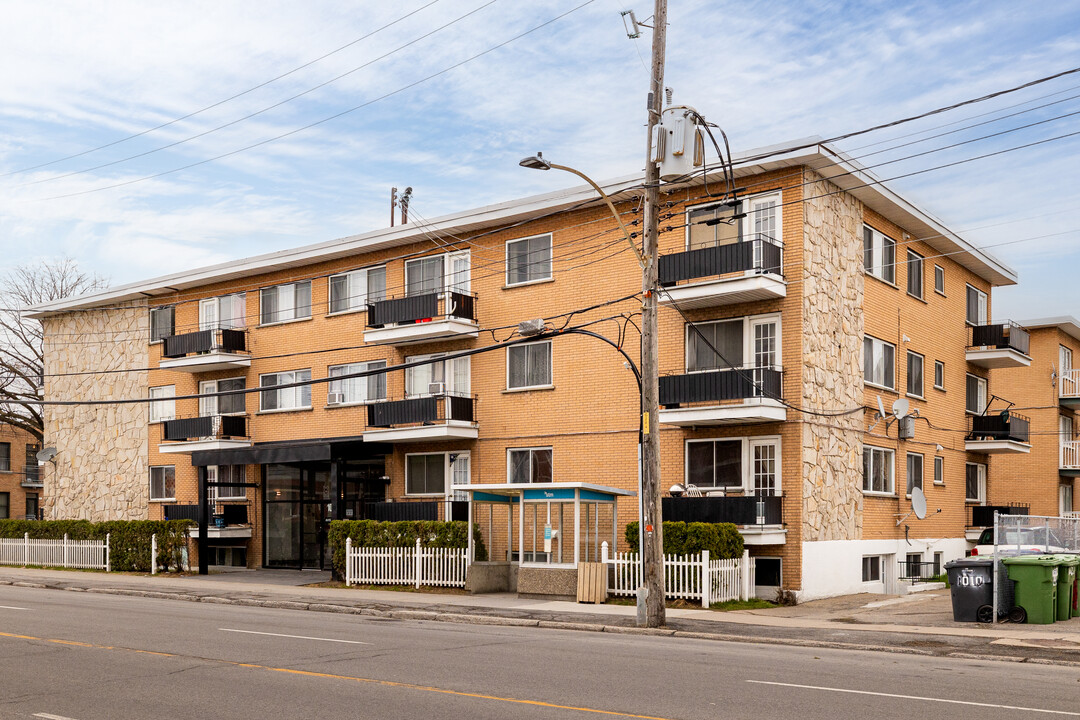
[1,0,1078,321]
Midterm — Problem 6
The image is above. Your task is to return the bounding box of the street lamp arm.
[546,163,647,269]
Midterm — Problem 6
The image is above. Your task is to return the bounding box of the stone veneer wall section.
[801,169,865,542]
[42,301,149,521]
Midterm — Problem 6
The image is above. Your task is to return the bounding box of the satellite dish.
[910,486,927,520]
[876,396,887,419]
[892,398,910,420]
[36,447,57,463]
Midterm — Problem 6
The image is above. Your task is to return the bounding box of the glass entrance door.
[264,464,332,569]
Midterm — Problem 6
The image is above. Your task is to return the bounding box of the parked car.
[969,527,1066,557]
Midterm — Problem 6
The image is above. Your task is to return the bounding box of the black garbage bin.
[945,558,1004,622]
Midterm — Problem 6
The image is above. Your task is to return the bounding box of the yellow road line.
[0,630,676,719]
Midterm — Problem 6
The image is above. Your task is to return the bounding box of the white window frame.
[683,436,782,496]
[965,373,988,415]
[965,462,987,503]
[906,350,924,399]
[404,250,471,297]
[906,250,924,300]
[328,360,387,405]
[685,191,783,251]
[405,451,470,498]
[505,233,553,286]
[507,340,553,390]
[1061,345,1073,373]
[934,264,946,295]
[965,284,988,326]
[686,314,782,373]
[906,452,924,497]
[198,377,246,417]
[862,555,882,583]
[405,353,469,397]
[507,447,554,484]
[934,360,945,391]
[208,465,247,502]
[863,225,896,284]
[149,466,176,502]
[149,385,175,423]
[259,370,312,412]
[862,445,895,495]
[199,293,246,331]
[863,335,896,391]
[934,456,945,486]
[149,306,174,343]
[259,281,312,326]
[329,266,386,315]
[1061,483,1074,515]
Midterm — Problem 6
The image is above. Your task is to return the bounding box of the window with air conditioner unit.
[405,354,469,396]
[328,361,387,405]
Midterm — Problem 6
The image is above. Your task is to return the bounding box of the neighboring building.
[0,423,43,520]
[986,317,1080,523]
[29,138,1021,599]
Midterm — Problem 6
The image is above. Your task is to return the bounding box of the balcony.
[966,321,1031,369]
[658,367,786,426]
[364,291,478,346]
[663,495,785,545]
[965,411,1031,454]
[159,328,251,373]
[1062,441,1080,477]
[657,236,785,309]
[361,394,478,443]
[166,503,253,539]
[1059,369,1080,408]
[966,504,1029,540]
[159,415,251,454]
[20,469,42,488]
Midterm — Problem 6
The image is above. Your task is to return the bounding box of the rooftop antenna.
[400,187,413,225]
[390,187,398,227]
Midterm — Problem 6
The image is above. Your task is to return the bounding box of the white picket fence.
[0,533,110,571]
[344,538,467,588]
[601,542,754,607]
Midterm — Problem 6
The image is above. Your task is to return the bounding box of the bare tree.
[0,258,108,440]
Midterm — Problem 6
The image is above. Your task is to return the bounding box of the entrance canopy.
[458,483,635,569]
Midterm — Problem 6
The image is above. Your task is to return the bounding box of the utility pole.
[639,0,667,628]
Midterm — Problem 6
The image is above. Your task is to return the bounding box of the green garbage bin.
[1051,555,1077,621]
[1055,554,1080,619]
[1002,556,1059,624]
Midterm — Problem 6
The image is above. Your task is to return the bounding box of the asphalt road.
[0,584,1077,720]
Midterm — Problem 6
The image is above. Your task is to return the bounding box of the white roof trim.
[1016,316,1080,342]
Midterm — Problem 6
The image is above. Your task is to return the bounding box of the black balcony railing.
[969,321,1030,355]
[366,291,477,328]
[898,560,941,583]
[659,367,782,407]
[969,504,1029,528]
[967,411,1030,444]
[164,503,248,524]
[659,235,782,287]
[367,394,475,428]
[363,501,440,522]
[163,328,247,358]
[20,470,42,487]
[162,415,247,442]
[662,495,783,526]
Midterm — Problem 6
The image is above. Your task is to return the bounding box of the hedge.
[328,520,487,580]
[625,521,743,560]
[0,519,193,572]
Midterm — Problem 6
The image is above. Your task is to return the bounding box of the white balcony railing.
[1062,440,1080,469]
[1061,368,1080,400]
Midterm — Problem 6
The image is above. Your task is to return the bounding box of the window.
[688,439,742,490]
[906,250,923,299]
[25,445,39,483]
[0,493,7,519]
[751,440,779,496]
[0,443,9,472]
[933,552,944,576]
[934,360,945,390]
[687,317,779,374]
[260,370,312,411]
[149,466,176,501]
[406,354,469,396]
[404,453,472,496]
[862,446,895,494]
[965,284,987,325]
[149,385,175,423]
[260,281,311,325]
[934,265,945,295]
[25,493,38,520]
[1062,484,1074,515]
[862,556,882,583]
[1061,345,1074,373]
[906,351,924,398]
[329,267,386,314]
[508,341,552,389]
[934,456,944,486]
[966,462,987,503]
[687,194,781,250]
[405,252,470,296]
[506,234,553,285]
[966,373,987,414]
[150,306,174,341]
[199,378,245,416]
[508,448,553,484]
[906,453,924,495]
[863,226,896,283]
[328,361,387,404]
[208,465,246,502]
[199,294,245,330]
[863,336,896,390]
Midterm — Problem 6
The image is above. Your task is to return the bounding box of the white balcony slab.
[363,318,479,346]
[362,421,478,443]
[659,398,786,426]
[965,347,1031,369]
[158,438,252,454]
[964,439,1031,454]
[658,274,786,310]
[189,526,253,539]
[158,352,252,373]
[740,526,787,545]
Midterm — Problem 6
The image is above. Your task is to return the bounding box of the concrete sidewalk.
[1,567,1078,664]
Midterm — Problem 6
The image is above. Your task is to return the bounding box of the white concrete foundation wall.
[799,537,970,602]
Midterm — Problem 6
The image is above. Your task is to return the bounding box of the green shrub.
[328,520,487,580]
[625,521,743,560]
[0,519,193,572]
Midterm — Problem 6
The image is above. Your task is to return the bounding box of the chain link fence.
[991,512,1080,622]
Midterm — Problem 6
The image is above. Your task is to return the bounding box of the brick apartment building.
[28,138,1024,600]
[0,424,43,521]
[986,318,1080,523]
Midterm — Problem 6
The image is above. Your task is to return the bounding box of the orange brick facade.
[0,424,42,520]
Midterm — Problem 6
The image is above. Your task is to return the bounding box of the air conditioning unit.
[326,392,345,405]
[428,382,446,395]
